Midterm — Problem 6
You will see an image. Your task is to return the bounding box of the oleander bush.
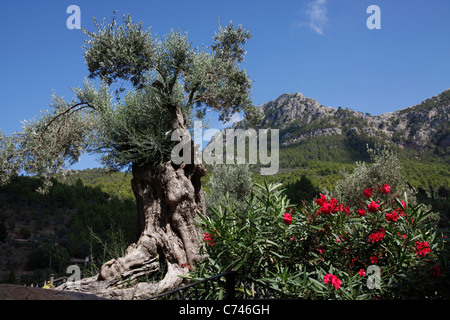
[190,181,450,299]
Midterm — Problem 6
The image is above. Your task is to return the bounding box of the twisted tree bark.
[100,158,206,280]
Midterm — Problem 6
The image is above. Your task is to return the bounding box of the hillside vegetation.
[0,175,136,285]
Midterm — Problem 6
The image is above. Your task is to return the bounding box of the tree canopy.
[0,14,258,191]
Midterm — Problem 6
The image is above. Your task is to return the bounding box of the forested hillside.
[60,168,134,200]
[0,175,136,285]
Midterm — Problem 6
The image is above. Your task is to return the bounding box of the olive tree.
[331,144,416,206]
[0,14,257,298]
[205,163,253,214]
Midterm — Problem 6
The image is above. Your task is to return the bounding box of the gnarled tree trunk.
[102,105,207,295]
[100,159,206,281]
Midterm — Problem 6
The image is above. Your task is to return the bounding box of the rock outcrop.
[233,89,450,151]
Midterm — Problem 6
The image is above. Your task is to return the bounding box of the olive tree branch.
[39,102,95,140]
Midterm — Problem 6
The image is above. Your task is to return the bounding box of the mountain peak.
[256,92,335,130]
[233,89,449,151]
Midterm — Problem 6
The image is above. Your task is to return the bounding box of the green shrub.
[19,226,31,239]
[205,164,253,214]
[85,224,129,277]
[190,181,450,299]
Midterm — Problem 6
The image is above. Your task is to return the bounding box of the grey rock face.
[233,89,450,150]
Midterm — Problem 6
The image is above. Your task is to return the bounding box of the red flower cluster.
[316,195,335,214]
[316,195,350,215]
[389,200,406,221]
[415,241,431,257]
[357,208,366,217]
[385,210,399,222]
[283,206,293,225]
[323,274,342,290]
[380,184,391,194]
[203,233,214,246]
[367,201,380,213]
[369,228,385,244]
[180,263,193,271]
[283,213,293,225]
[364,184,391,197]
[363,188,373,198]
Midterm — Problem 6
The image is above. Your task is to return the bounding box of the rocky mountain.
[234,89,450,152]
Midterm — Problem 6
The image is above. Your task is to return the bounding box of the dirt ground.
[0,284,106,300]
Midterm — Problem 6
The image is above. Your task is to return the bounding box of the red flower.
[331,277,342,290]
[397,232,407,239]
[369,228,385,243]
[396,207,406,217]
[323,274,334,284]
[283,213,293,225]
[363,188,373,198]
[370,256,378,264]
[181,263,193,271]
[342,206,351,215]
[357,208,366,217]
[203,233,212,241]
[432,266,441,278]
[330,197,338,207]
[316,194,327,206]
[359,269,366,277]
[203,233,214,246]
[323,274,342,290]
[380,184,391,194]
[415,241,431,257]
[385,210,399,222]
[316,195,346,215]
[367,201,380,213]
[321,205,331,215]
[318,246,325,255]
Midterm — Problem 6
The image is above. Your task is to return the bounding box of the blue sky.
[1,0,449,169]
